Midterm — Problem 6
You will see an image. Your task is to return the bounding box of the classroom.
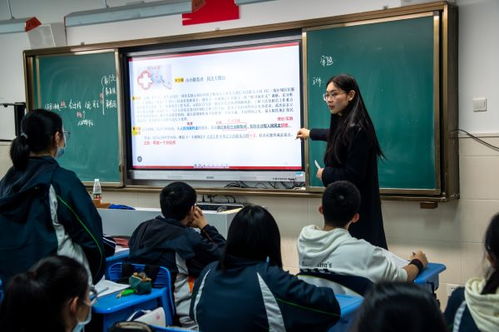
[0,0,498,330]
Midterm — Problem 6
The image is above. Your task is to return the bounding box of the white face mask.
[56,130,69,158]
[55,146,65,158]
[72,303,92,332]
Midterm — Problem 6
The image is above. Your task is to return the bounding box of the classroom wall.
[1,0,499,307]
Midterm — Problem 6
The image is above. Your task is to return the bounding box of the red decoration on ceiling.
[182,0,239,26]
[25,17,41,32]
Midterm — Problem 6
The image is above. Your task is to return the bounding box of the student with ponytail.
[444,214,499,332]
[0,109,104,284]
[190,205,340,331]
[0,256,96,332]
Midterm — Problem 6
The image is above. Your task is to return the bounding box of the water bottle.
[92,178,102,201]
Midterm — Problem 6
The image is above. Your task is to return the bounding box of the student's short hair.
[159,182,196,220]
[221,205,283,269]
[322,181,361,227]
[353,282,447,332]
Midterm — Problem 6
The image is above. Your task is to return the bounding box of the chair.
[104,249,130,279]
[298,269,374,297]
[93,262,175,332]
[329,294,363,332]
[107,262,172,289]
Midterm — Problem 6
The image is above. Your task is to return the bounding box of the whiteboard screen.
[126,40,304,183]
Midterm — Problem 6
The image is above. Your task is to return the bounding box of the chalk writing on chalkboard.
[306,16,437,191]
[312,76,324,87]
[43,74,117,127]
[320,55,334,67]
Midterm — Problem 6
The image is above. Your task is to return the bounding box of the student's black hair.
[482,213,499,294]
[322,180,361,227]
[221,205,283,269]
[0,255,89,332]
[324,74,384,166]
[160,182,197,220]
[353,282,448,332]
[10,109,63,170]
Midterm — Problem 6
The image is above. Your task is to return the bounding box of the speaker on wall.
[27,23,66,49]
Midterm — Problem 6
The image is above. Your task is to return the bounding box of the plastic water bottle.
[92,178,102,201]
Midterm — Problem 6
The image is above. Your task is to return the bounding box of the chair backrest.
[108,262,172,289]
[108,262,176,326]
[298,270,374,296]
[298,274,363,297]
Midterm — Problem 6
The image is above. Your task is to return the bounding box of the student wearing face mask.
[296,74,387,249]
[0,109,104,284]
[0,255,95,332]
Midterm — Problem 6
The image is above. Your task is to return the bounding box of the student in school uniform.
[128,181,225,328]
[444,214,499,332]
[0,255,96,332]
[297,181,428,296]
[0,110,104,284]
[296,74,387,248]
[190,205,340,332]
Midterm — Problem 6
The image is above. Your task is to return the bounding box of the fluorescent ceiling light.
[0,17,41,34]
[65,0,192,27]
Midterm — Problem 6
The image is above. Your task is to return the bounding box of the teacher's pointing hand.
[296,128,310,140]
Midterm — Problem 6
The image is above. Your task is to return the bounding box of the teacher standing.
[297,74,387,249]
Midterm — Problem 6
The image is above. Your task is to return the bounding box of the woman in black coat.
[297,74,387,248]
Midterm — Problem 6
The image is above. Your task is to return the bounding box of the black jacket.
[128,216,225,277]
[444,287,480,332]
[0,157,104,283]
[128,216,225,325]
[190,258,340,332]
[310,117,387,249]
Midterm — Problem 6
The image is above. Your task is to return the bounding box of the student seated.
[128,181,225,327]
[298,181,428,296]
[444,213,499,332]
[0,255,96,332]
[352,282,448,332]
[190,205,341,332]
[0,110,104,284]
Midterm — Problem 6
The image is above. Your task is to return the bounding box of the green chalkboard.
[306,15,437,193]
[33,51,122,184]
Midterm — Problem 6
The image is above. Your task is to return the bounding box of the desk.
[414,262,446,293]
[329,294,363,332]
[93,287,171,332]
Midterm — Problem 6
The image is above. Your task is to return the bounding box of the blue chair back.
[107,262,175,324]
[107,262,173,289]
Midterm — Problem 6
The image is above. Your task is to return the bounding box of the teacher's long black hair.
[325,74,383,165]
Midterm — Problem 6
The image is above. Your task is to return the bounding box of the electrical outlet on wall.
[472,97,487,112]
[446,283,461,296]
